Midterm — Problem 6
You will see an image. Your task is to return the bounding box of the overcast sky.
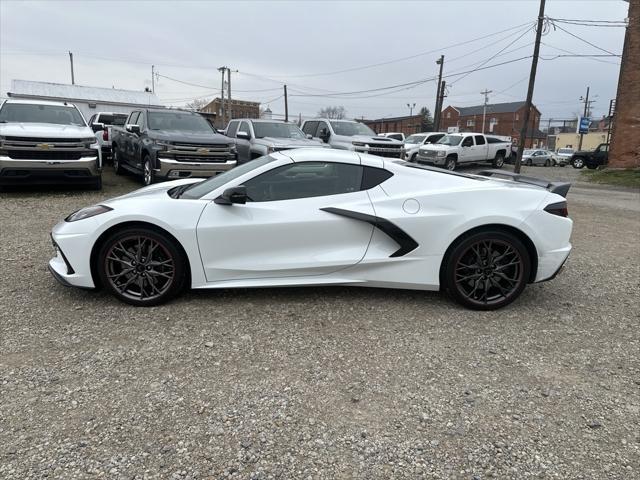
[0,0,629,123]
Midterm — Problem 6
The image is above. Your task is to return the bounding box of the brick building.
[440,101,545,148]
[609,0,639,169]
[360,114,425,136]
[200,97,260,128]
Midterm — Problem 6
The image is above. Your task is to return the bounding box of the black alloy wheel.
[113,148,124,175]
[142,156,155,186]
[97,227,187,306]
[444,231,530,310]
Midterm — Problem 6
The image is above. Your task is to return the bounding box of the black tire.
[113,147,125,175]
[492,152,505,168]
[96,226,187,307]
[572,157,585,169]
[410,153,417,162]
[443,230,530,310]
[544,159,551,167]
[445,156,457,171]
[142,155,155,186]
[89,176,102,191]
[526,158,533,166]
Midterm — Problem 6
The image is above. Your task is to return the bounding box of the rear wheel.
[492,152,505,168]
[445,156,457,171]
[444,230,530,310]
[97,227,187,307]
[113,147,124,175]
[526,158,533,166]
[572,157,585,169]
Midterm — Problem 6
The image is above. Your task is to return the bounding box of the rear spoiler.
[476,170,571,198]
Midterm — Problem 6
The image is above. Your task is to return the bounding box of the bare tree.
[318,106,347,119]
[184,98,210,111]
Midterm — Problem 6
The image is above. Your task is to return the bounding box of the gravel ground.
[1,165,639,479]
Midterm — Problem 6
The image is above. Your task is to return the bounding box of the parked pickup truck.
[416,132,510,171]
[301,118,404,158]
[111,108,237,185]
[0,99,102,190]
[87,111,128,160]
[225,119,327,164]
[571,143,609,169]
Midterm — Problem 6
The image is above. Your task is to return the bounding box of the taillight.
[544,201,568,217]
[102,129,108,141]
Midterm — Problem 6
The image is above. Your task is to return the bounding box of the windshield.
[0,103,85,126]
[253,122,306,139]
[148,111,213,132]
[181,155,278,199]
[99,114,128,126]
[558,148,573,154]
[437,135,463,146]
[330,121,375,136]
[523,150,535,155]
[405,135,426,144]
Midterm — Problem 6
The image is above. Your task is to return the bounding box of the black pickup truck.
[111,108,237,185]
[571,143,609,170]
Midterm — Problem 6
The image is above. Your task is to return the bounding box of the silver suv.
[225,119,327,164]
[301,119,404,158]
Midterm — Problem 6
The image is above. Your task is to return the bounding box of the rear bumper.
[534,244,571,282]
[156,158,237,180]
[0,156,101,185]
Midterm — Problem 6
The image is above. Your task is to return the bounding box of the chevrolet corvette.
[49,149,572,310]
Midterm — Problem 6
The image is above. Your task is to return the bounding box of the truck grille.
[7,151,83,160]
[355,144,403,158]
[418,149,438,159]
[2,137,90,161]
[165,143,235,163]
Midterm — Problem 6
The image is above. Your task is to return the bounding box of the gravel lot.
[1,164,639,479]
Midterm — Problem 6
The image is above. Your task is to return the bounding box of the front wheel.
[526,158,533,166]
[572,157,585,169]
[142,156,155,186]
[113,147,124,175]
[544,159,551,167]
[97,227,187,307]
[410,153,417,162]
[445,156,457,171]
[443,230,530,310]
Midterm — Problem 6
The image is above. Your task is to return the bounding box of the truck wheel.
[492,153,505,168]
[572,157,584,169]
[142,156,156,186]
[113,148,124,175]
[445,157,457,171]
[89,176,102,191]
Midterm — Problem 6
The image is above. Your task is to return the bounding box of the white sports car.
[49,149,572,310]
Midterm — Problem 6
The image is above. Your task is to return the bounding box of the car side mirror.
[91,122,105,132]
[126,124,141,134]
[319,129,330,142]
[237,131,250,140]
[306,134,313,140]
[214,186,247,205]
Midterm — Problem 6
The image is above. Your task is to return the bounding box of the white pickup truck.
[415,133,511,171]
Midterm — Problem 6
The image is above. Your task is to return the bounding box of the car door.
[123,111,140,164]
[473,135,487,161]
[459,136,474,163]
[235,120,252,163]
[196,159,375,282]
[316,121,331,144]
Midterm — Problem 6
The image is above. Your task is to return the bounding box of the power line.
[551,22,622,57]
[541,41,621,65]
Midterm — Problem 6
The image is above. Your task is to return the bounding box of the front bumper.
[49,220,98,289]
[155,158,237,180]
[415,153,445,166]
[0,156,102,186]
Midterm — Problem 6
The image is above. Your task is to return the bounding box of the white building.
[7,80,163,120]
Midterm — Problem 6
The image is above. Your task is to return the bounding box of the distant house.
[440,101,545,148]
[360,114,424,136]
[200,97,261,128]
[7,79,163,120]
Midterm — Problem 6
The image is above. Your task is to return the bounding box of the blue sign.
[578,116,591,134]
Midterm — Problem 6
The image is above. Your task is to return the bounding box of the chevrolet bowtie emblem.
[196,148,209,154]
[37,143,53,150]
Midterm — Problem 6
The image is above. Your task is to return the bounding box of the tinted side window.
[361,167,393,190]
[426,134,445,143]
[227,120,239,137]
[243,162,363,202]
[474,135,486,145]
[238,121,251,137]
[128,112,140,125]
[462,136,474,147]
[302,121,318,136]
[316,121,330,137]
[137,111,146,131]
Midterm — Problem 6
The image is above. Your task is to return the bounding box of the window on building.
[446,112,451,118]
[466,119,475,127]
[515,113,520,121]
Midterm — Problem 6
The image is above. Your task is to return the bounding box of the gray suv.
[225,119,327,163]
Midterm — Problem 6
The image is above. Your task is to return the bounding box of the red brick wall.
[362,115,424,135]
[609,1,639,169]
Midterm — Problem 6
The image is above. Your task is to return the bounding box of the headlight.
[352,142,367,147]
[437,151,446,157]
[229,144,237,153]
[267,146,275,154]
[153,140,172,150]
[83,137,98,147]
[65,205,113,222]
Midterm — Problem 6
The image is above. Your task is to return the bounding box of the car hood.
[256,137,325,147]
[0,122,93,138]
[349,134,403,144]
[106,178,203,204]
[148,130,230,145]
[420,143,451,151]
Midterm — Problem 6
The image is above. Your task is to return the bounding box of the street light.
[407,103,416,116]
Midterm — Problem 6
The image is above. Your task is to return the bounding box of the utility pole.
[284,84,289,122]
[151,65,155,93]
[218,66,227,127]
[437,81,446,131]
[433,55,445,131]
[481,89,492,133]
[514,0,546,173]
[578,86,592,150]
[407,102,416,116]
[227,68,232,120]
[68,51,75,85]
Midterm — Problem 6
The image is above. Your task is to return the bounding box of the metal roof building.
[7,80,163,120]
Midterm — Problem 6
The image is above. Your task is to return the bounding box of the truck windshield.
[148,111,213,133]
[405,135,426,144]
[180,155,278,199]
[253,122,306,139]
[437,135,463,146]
[330,121,375,136]
[99,114,128,126]
[0,103,85,126]
[558,148,573,154]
